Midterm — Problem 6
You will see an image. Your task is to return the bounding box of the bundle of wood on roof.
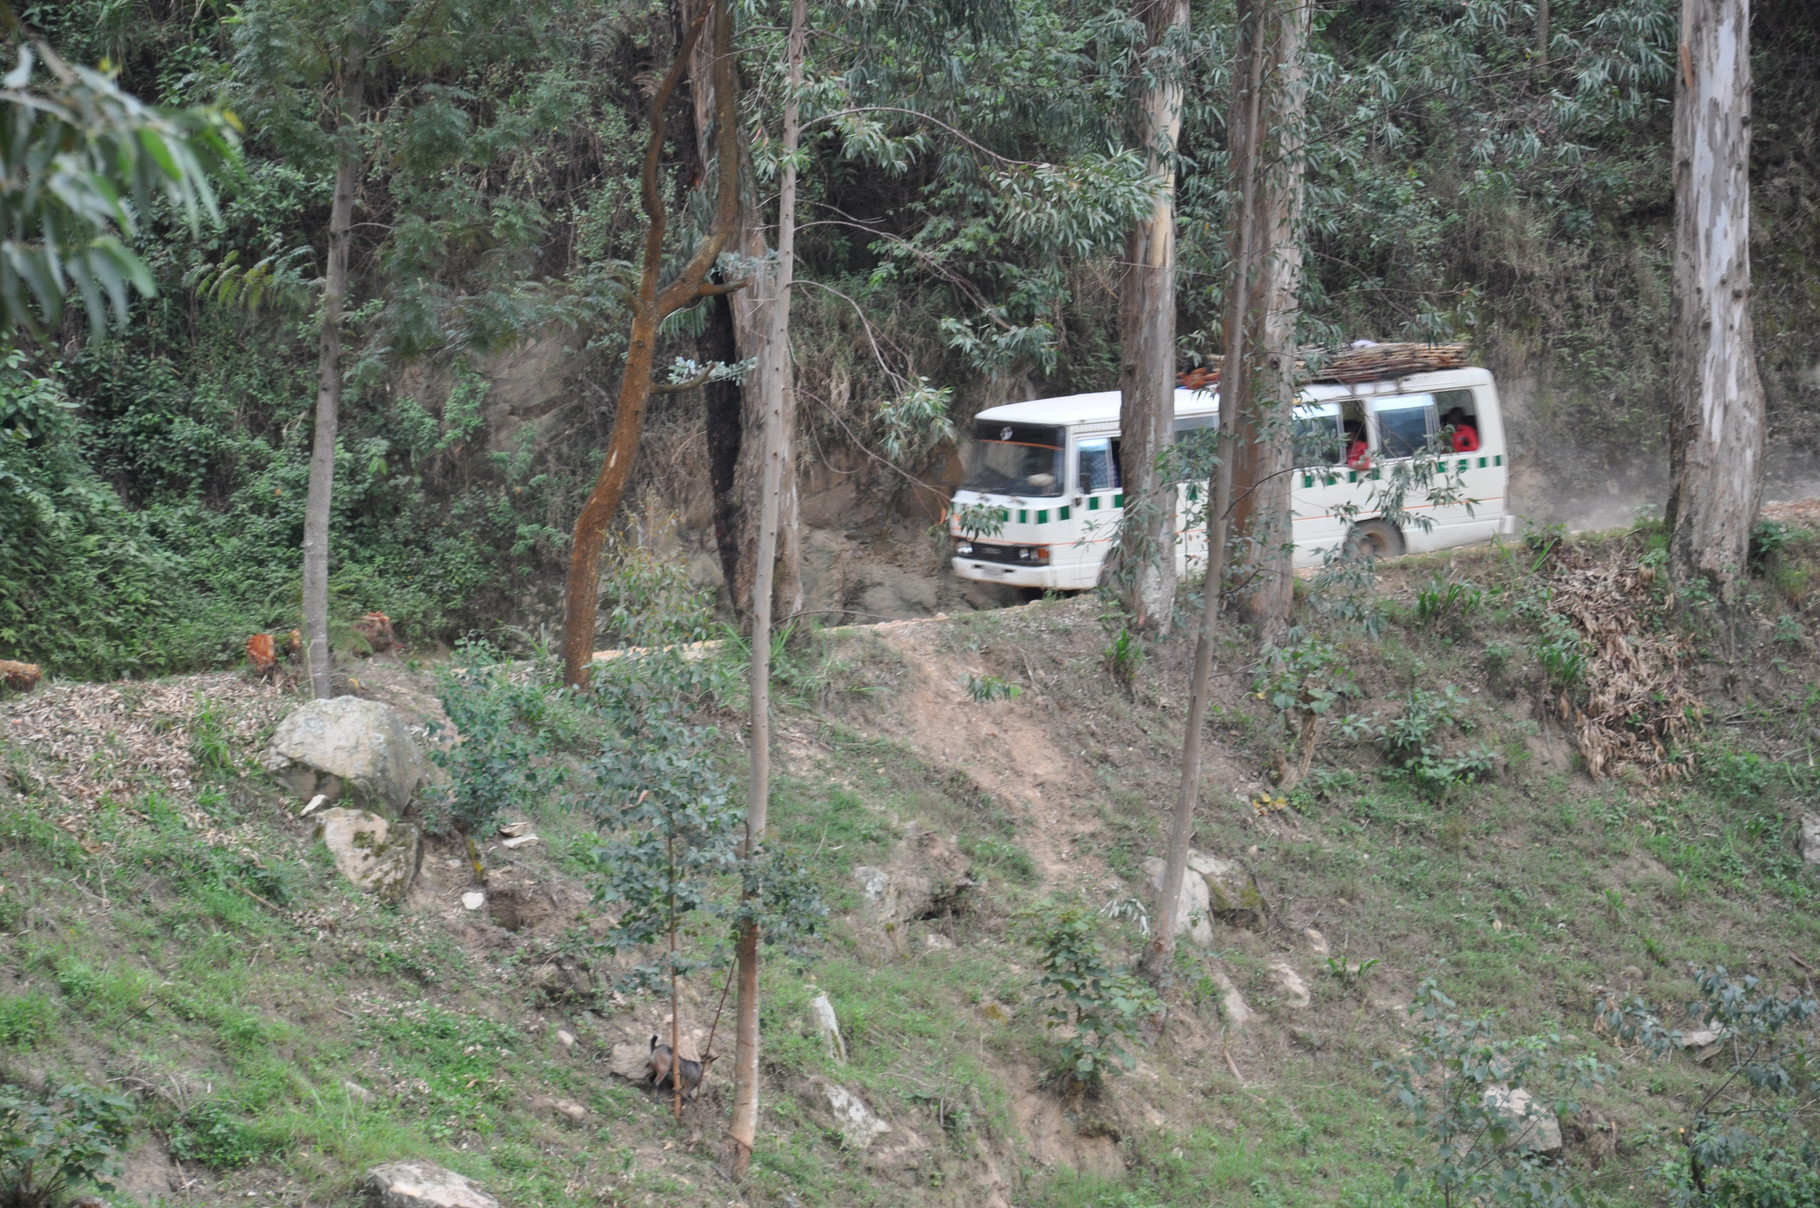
[1176,342,1471,390]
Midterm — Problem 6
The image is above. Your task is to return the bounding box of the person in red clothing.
[1343,420,1370,468]
[1443,406,1479,453]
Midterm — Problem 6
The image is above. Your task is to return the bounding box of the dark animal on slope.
[646,1034,717,1102]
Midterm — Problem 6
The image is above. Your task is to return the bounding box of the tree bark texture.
[301,37,366,701]
[729,1,804,1178]
[689,7,802,627]
[1113,0,1189,636]
[1223,0,1309,640]
[559,0,743,687]
[1664,0,1764,609]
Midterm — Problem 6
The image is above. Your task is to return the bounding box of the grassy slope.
[2,523,1818,1208]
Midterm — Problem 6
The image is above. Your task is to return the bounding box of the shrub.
[1032,906,1157,1090]
[0,1081,132,1208]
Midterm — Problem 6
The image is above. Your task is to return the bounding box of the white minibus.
[948,366,1518,590]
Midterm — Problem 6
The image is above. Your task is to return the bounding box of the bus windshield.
[963,422,1065,497]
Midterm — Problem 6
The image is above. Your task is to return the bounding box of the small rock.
[1270,960,1311,1009]
[1184,850,1265,930]
[342,1080,376,1105]
[818,1081,891,1151]
[1303,927,1330,956]
[300,793,328,817]
[1678,1028,1725,1062]
[924,933,955,951]
[498,821,531,838]
[1620,965,1643,980]
[531,1095,588,1122]
[1801,813,1820,864]
[555,1029,576,1049]
[313,808,423,904]
[607,1041,651,1081]
[363,1159,499,1208]
[1482,1084,1563,1154]
[461,891,486,911]
[1209,965,1253,1028]
[500,834,539,850]
[810,992,848,1063]
[978,1001,1012,1024]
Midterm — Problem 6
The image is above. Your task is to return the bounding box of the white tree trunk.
[1114,0,1189,636]
[729,0,802,1178]
[1664,0,1765,607]
[301,39,366,700]
[1224,0,1309,640]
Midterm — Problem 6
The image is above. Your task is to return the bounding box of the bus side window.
[1293,410,1342,467]
[1078,438,1122,493]
[1375,395,1437,458]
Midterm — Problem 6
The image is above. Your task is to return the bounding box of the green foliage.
[953,502,1009,542]
[0,994,53,1050]
[0,41,238,338]
[430,649,558,850]
[1255,633,1354,734]
[1355,686,1496,797]
[875,378,955,464]
[1031,906,1157,1090]
[1535,613,1590,699]
[964,673,1020,703]
[1380,982,1604,1208]
[166,1098,268,1171]
[1103,627,1144,692]
[1600,967,1820,1207]
[1416,574,1486,635]
[0,1081,132,1208]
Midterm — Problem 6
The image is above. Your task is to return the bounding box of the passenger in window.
[1343,420,1371,469]
[1442,407,1480,453]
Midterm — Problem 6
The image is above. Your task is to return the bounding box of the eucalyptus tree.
[1663,0,1763,613]
[1144,0,1311,979]
[1114,0,1190,637]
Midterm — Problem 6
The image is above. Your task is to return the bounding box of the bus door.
[1072,434,1123,569]
[1171,415,1218,567]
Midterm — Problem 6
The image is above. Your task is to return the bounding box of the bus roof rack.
[1177,342,1471,390]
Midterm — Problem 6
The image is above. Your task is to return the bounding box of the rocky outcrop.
[313,808,422,904]
[1801,812,1820,864]
[263,696,427,818]
[363,1160,500,1208]
[1186,851,1265,929]
[853,827,974,926]
[817,1080,892,1151]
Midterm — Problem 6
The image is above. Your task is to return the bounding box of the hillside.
[3,520,1820,1208]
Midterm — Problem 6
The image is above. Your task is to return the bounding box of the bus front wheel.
[1345,519,1405,561]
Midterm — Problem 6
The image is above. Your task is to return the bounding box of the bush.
[1032,906,1157,1090]
[0,1081,132,1208]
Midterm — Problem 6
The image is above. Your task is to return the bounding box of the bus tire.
[1345,519,1405,560]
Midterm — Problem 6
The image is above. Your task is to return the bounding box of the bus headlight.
[1017,546,1050,564]
[954,541,974,557]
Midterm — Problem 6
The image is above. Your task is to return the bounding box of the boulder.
[363,1160,499,1208]
[1801,813,1820,864]
[1186,851,1265,929]
[1482,1084,1563,1154]
[607,1041,651,1082]
[1141,857,1214,948]
[313,808,422,904]
[817,1081,891,1151]
[263,696,427,819]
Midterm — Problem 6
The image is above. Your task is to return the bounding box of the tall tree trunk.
[1140,0,1264,981]
[301,37,366,701]
[1664,0,1764,613]
[728,0,802,1179]
[1113,0,1189,636]
[560,0,743,687]
[1224,0,1309,641]
[689,7,802,627]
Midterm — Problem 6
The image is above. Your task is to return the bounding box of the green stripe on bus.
[1017,509,1028,523]
[1495,454,1503,466]
[1035,510,1049,524]
[1058,506,1071,521]
[1302,474,1314,488]
[1187,485,1201,502]
[1088,496,1101,511]
[1113,493,1126,508]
